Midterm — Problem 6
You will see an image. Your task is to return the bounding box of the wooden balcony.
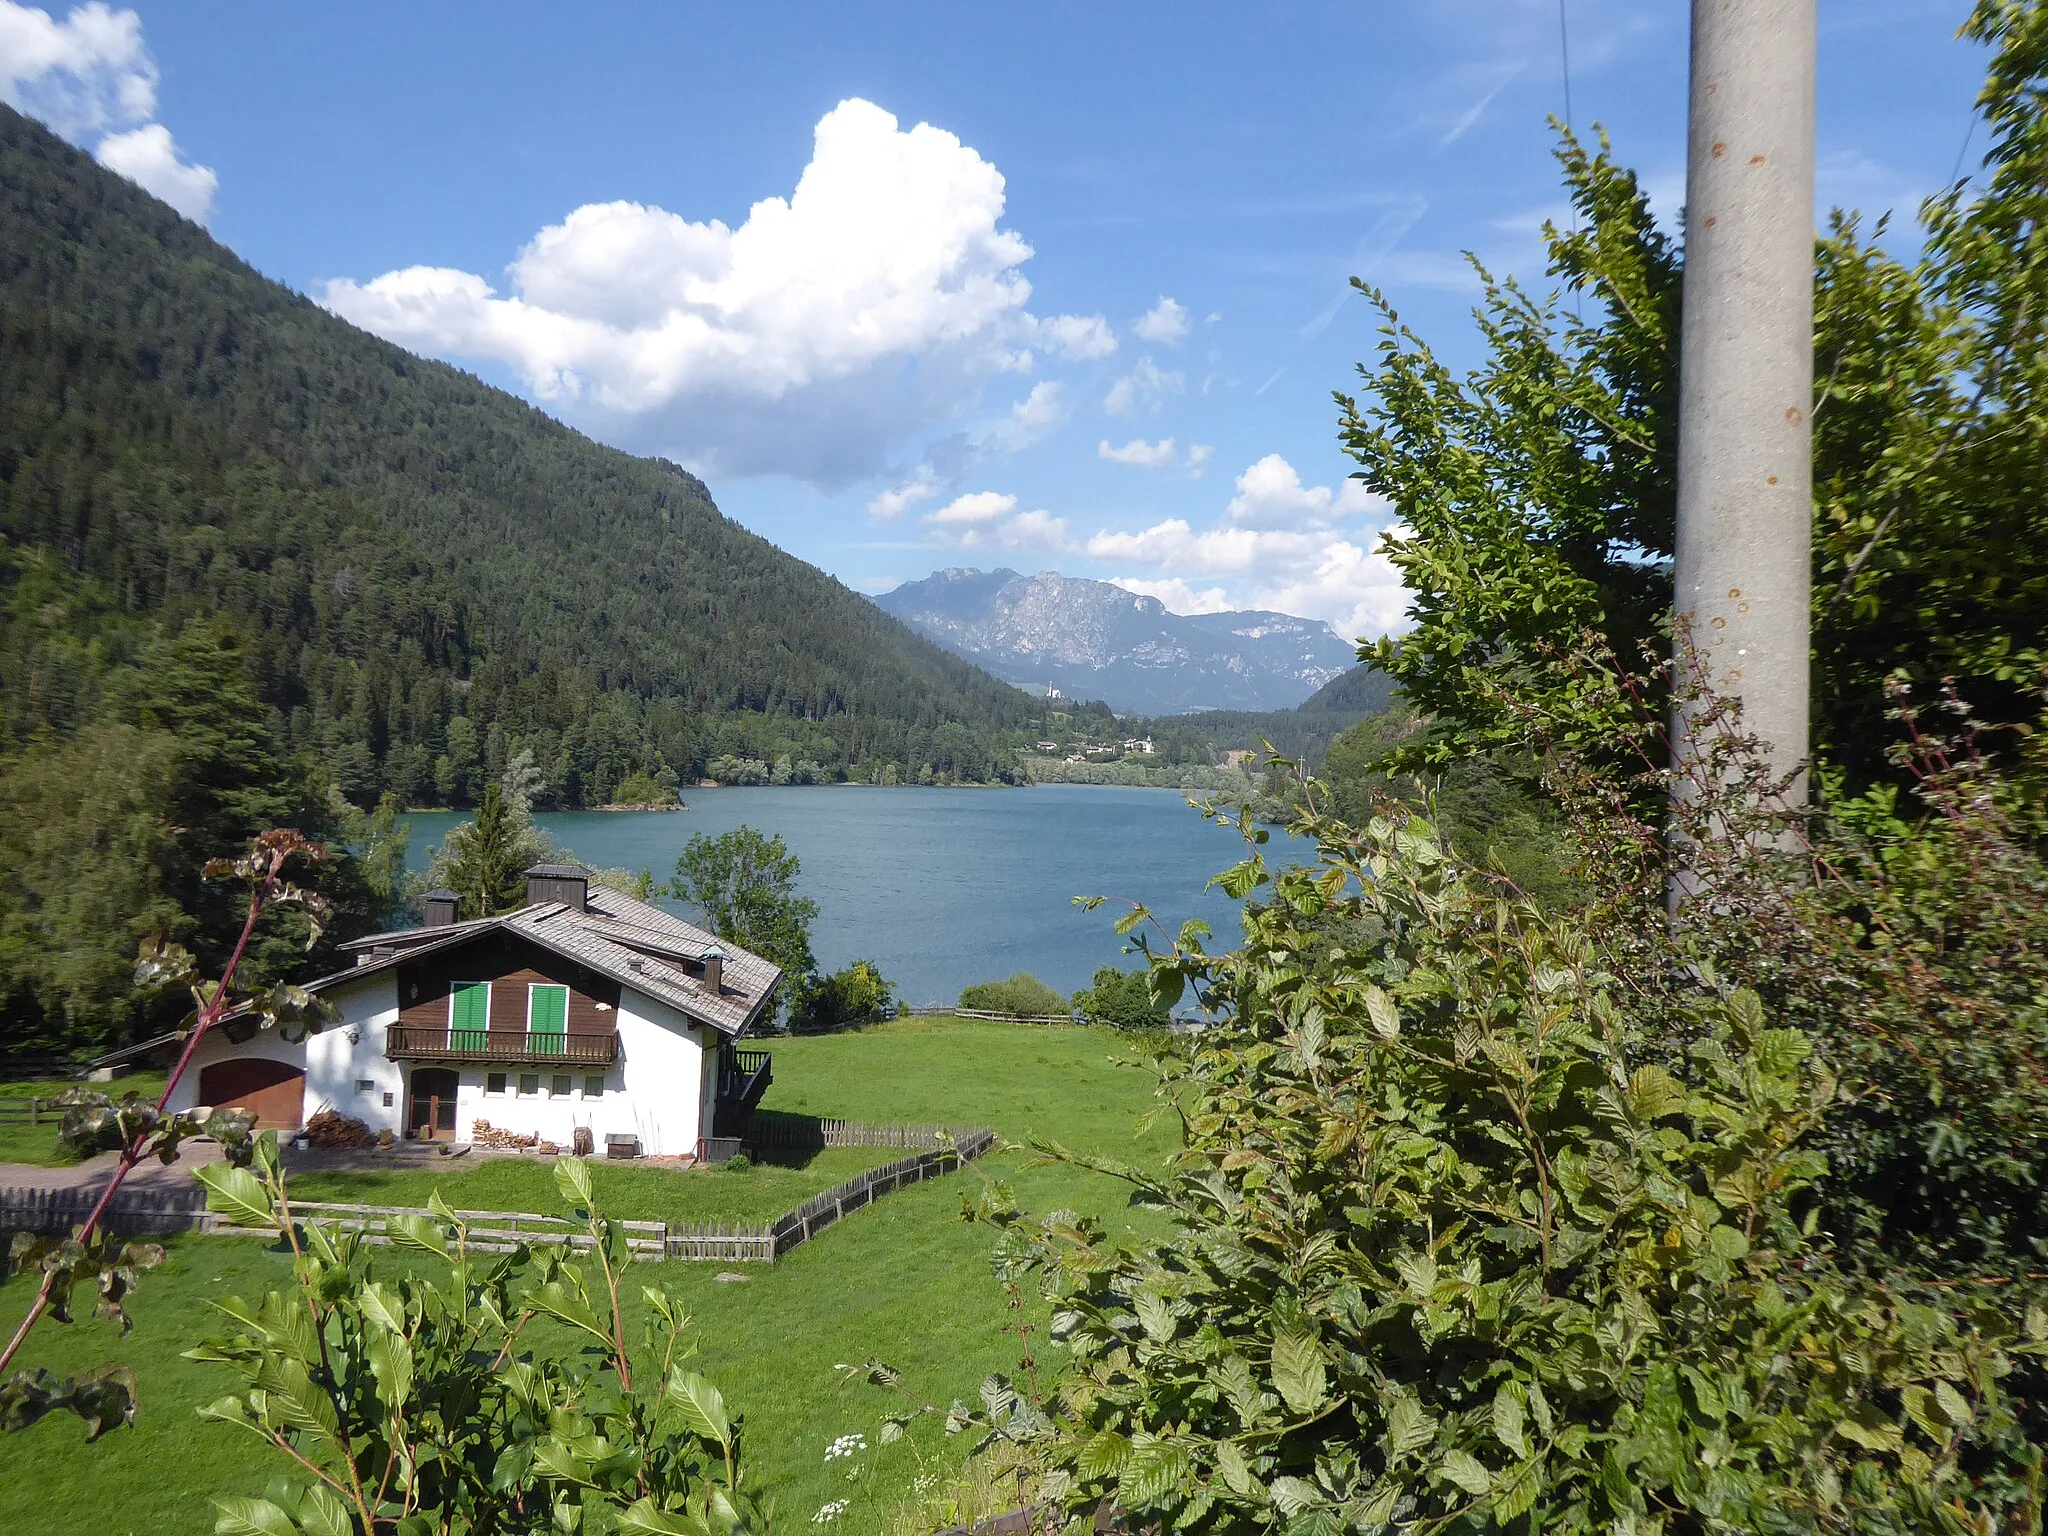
[385,1025,620,1065]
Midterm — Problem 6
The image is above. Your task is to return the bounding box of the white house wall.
[165,972,714,1158]
[163,972,403,1136]
[447,984,709,1156]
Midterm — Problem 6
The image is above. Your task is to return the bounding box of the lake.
[400,785,1259,1006]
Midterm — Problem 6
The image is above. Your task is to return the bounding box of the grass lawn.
[0,1020,1177,1535]
[0,1073,166,1166]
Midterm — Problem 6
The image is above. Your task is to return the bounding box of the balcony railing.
[386,1025,620,1065]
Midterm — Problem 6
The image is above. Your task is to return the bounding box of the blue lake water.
[400,785,1262,1006]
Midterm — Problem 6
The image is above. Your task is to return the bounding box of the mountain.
[873,568,1357,715]
[0,105,1043,801]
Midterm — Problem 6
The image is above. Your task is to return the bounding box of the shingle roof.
[325,886,780,1037]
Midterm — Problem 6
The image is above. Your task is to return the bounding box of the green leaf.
[196,1164,277,1228]
[1490,1457,1541,1523]
[554,1156,596,1213]
[367,1327,413,1413]
[1077,1428,1130,1479]
[1437,1451,1492,1495]
[664,1369,732,1451]
[1364,985,1401,1040]
[210,1496,300,1536]
[1385,1393,1436,1458]
[292,1485,355,1536]
[382,1214,449,1259]
[1270,1329,1328,1415]
[1491,1382,1529,1459]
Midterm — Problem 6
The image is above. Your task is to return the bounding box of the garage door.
[198,1058,306,1130]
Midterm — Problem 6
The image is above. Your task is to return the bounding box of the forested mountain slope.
[0,105,1039,805]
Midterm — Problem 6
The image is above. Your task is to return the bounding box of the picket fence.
[0,1125,999,1266]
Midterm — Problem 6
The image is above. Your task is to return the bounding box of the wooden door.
[198,1058,306,1130]
[408,1067,460,1140]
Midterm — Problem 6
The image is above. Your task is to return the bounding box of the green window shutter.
[530,985,568,1055]
[451,982,490,1050]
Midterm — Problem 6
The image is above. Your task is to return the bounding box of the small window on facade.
[518,1073,540,1097]
[486,1072,508,1096]
[355,1079,375,1094]
[551,1074,573,1098]
[583,1075,604,1098]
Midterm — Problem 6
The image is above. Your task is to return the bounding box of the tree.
[424,783,550,919]
[665,826,817,983]
[1070,965,1168,1028]
[788,958,896,1035]
[1341,1,2048,793]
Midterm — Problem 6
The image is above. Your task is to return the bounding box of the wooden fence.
[900,1005,1079,1026]
[742,1114,963,1151]
[0,1184,208,1235]
[0,1097,58,1127]
[0,1126,999,1266]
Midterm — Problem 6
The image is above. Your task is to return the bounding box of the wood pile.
[468,1118,539,1150]
[303,1110,374,1148]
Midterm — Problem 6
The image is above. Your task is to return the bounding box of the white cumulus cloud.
[1098,437,1177,469]
[1,1,217,223]
[1225,452,1383,528]
[1103,355,1184,417]
[920,490,1069,552]
[322,98,1055,485]
[927,490,1018,525]
[1108,576,1233,614]
[96,121,214,220]
[1098,436,1214,475]
[1133,296,1189,344]
[1038,312,1116,359]
[1085,453,1406,640]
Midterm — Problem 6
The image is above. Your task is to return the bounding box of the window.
[528,984,569,1055]
[518,1073,540,1097]
[583,1075,605,1098]
[486,1072,508,1096]
[551,1074,573,1098]
[449,981,490,1050]
[355,1079,375,1094]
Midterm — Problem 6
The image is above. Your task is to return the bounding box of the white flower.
[824,1433,868,1462]
[813,1501,849,1524]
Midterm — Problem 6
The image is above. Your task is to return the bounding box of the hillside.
[0,105,1041,803]
[874,566,1355,714]
[1299,662,1395,713]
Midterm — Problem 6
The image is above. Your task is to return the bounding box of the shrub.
[183,1146,763,1534]
[1070,965,1167,1027]
[982,788,2047,1533]
[959,973,1068,1016]
[789,958,897,1034]
[724,1152,752,1172]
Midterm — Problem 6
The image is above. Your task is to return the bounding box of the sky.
[0,1,1993,645]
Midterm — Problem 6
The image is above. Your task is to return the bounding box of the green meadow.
[0,1019,1178,1535]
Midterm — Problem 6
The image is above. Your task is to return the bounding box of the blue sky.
[0,1,1990,642]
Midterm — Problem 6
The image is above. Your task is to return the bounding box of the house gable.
[394,930,622,1044]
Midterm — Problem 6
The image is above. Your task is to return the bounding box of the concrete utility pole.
[1672,0,1815,802]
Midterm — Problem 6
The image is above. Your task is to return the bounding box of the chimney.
[522,863,589,912]
[422,889,461,928]
[701,946,724,995]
